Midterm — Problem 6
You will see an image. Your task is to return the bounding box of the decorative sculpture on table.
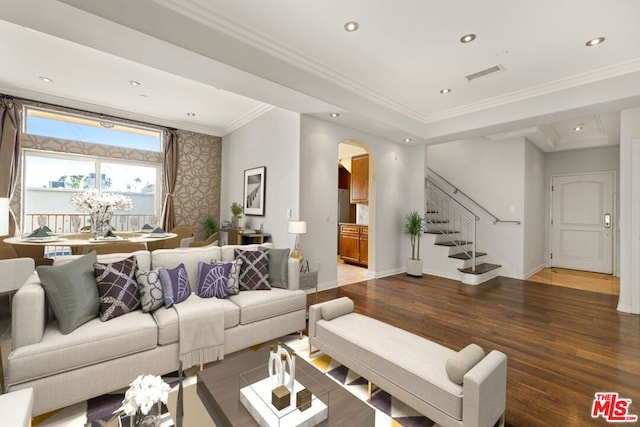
[268,342,297,410]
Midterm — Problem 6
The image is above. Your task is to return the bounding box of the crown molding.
[221,103,274,136]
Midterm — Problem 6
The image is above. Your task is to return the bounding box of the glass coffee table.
[197,340,375,426]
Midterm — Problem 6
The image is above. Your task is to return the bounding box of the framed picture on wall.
[243,166,266,216]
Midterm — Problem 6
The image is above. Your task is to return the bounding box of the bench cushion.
[228,288,306,325]
[8,310,157,385]
[315,313,463,420]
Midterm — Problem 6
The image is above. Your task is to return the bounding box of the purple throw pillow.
[197,261,231,299]
[94,256,140,321]
[159,263,191,307]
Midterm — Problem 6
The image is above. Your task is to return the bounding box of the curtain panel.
[162,129,179,231]
[0,96,21,234]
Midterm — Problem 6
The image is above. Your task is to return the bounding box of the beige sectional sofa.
[309,297,507,427]
[5,243,306,416]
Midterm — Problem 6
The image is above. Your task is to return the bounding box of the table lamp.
[288,220,306,261]
[0,197,9,236]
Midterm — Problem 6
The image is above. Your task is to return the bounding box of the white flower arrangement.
[122,374,171,418]
[70,189,133,214]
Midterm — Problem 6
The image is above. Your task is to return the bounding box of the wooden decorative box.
[271,385,291,410]
[296,387,312,411]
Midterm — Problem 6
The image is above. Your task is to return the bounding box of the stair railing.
[425,179,479,272]
[428,167,521,225]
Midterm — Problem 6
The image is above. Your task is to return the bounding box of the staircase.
[424,178,501,285]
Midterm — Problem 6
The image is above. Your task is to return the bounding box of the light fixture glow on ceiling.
[344,21,359,32]
[440,88,452,94]
[187,112,196,117]
[330,113,340,118]
[39,76,54,83]
[129,80,142,86]
[573,124,584,131]
[460,33,476,43]
[404,138,412,143]
[585,37,605,47]
[99,121,115,129]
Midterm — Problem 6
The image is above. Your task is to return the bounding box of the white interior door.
[551,173,614,274]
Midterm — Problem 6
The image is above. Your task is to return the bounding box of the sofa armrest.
[11,274,47,349]
[287,258,300,290]
[308,297,354,341]
[462,350,507,427]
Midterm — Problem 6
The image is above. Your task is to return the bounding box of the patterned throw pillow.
[197,261,231,299]
[217,259,242,295]
[159,263,191,307]
[235,249,270,291]
[135,269,164,313]
[94,256,141,321]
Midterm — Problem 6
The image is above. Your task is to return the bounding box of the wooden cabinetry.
[339,224,368,267]
[350,154,369,204]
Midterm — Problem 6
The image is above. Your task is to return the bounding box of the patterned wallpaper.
[13,101,222,240]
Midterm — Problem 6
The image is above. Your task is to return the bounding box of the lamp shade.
[0,197,9,236]
[287,220,307,234]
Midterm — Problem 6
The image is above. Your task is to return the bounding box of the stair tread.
[435,240,472,247]
[426,220,449,224]
[425,210,439,214]
[449,252,487,260]
[458,263,501,275]
[425,230,459,235]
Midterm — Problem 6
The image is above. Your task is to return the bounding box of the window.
[24,107,162,152]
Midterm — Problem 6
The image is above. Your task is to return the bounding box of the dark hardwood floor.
[307,274,640,427]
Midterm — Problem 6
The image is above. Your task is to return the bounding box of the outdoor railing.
[23,213,157,234]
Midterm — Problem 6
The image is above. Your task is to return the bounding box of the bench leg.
[498,413,505,427]
[298,330,304,340]
[367,381,379,400]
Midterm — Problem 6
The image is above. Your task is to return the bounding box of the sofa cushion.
[263,248,290,288]
[152,246,222,292]
[235,249,270,291]
[228,288,306,325]
[315,313,463,420]
[152,295,240,345]
[36,251,99,335]
[445,343,485,385]
[53,250,151,271]
[135,269,164,313]
[94,256,141,321]
[197,261,230,299]
[7,310,157,385]
[219,244,271,262]
[159,263,191,308]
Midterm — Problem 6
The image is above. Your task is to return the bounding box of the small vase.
[126,402,161,427]
[90,210,113,236]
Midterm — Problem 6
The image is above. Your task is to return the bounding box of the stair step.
[425,210,439,214]
[449,252,487,260]
[426,220,449,224]
[435,240,472,247]
[458,263,501,275]
[425,230,459,235]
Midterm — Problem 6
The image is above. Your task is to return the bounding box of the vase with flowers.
[70,189,133,236]
[121,374,170,427]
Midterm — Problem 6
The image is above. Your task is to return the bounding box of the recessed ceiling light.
[139,94,148,98]
[460,33,476,43]
[344,21,359,32]
[187,112,196,117]
[585,37,605,47]
[404,138,412,143]
[573,124,584,131]
[39,76,54,83]
[99,121,115,129]
[129,80,142,86]
[330,113,340,118]
[440,88,452,94]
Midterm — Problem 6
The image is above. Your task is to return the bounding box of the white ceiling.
[1,0,638,151]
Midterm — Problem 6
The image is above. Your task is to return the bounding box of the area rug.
[33,335,435,427]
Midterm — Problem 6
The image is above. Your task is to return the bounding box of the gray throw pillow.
[36,251,99,334]
[263,248,290,288]
[445,343,486,384]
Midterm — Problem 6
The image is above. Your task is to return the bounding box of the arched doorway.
[337,140,373,285]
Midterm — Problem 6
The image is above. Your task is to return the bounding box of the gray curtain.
[0,96,21,234]
[162,129,179,231]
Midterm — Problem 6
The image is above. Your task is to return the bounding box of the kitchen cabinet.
[350,154,369,204]
[340,224,368,267]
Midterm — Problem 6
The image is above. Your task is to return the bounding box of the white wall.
[221,108,300,247]
[618,108,640,314]
[523,140,546,276]
[299,115,419,288]
[427,138,526,278]
[543,145,620,273]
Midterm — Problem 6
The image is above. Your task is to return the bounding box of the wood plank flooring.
[307,273,640,427]
[528,267,620,295]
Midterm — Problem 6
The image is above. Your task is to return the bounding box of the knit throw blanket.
[173,295,224,368]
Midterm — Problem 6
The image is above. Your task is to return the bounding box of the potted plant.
[204,215,218,238]
[230,202,243,229]
[404,210,424,277]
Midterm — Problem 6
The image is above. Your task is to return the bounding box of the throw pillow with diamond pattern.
[235,249,271,291]
[159,263,191,307]
[197,261,231,299]
[135,269,164,312]
[94,256,140,321]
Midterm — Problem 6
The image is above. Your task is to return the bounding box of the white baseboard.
[523,264,546,280]
[368,267,404,279]
[317,281,338,292]
[423,268,459,282]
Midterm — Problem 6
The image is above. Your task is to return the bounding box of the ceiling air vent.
[465,65,504,81]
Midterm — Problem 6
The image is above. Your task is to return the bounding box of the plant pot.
[406,258,423,277]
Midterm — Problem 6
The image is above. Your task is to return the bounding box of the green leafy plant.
[403,210,424,260]
[230,202,243,219]
[204,215,218,238]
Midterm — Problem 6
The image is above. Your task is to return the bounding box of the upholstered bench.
[309,297,507,427]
